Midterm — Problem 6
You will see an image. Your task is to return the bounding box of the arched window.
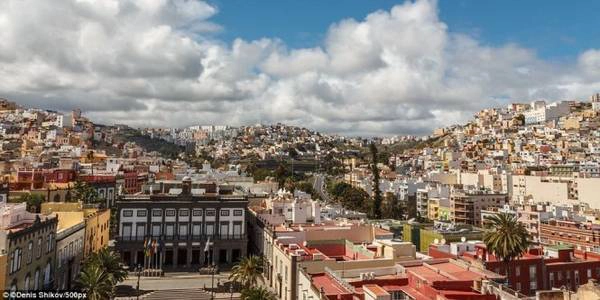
[24,274,30,291]
[53,194,60,202]
[9,280,17,294]
[43,261,51,287]
[65,191,72,202]
[34,269,40,290]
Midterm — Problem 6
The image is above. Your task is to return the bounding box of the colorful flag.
[144,238,150,256]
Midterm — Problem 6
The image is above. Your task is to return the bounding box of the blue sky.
[210,0,599,61]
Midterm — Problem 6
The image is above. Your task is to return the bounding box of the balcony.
[116,234,247,242]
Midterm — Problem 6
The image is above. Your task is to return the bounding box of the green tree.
[340,186,370,212]
[370,143,382,219]
[252,168,273,182]
[240,286,277,300]
[72,181,99,204]
[296,181,316,198]
[483,213,530,287]
[382,192,403,220]
[85,248,128,284]
[229,255,265,289]
[327,182,352,198]
[274,163,289,188]
[283,177,296,192]
[76,264,114,300]
[20,194,43,213]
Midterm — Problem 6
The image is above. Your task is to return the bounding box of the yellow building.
[83,208,110,257]
[41,202,110,257]
[0,255,6,292]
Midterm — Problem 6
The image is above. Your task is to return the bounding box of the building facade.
[115,178,248,271]
[0,203,58,292]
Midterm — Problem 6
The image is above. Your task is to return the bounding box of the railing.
[116,234,247,242]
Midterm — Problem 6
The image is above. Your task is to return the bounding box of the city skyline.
[2,0,600,136]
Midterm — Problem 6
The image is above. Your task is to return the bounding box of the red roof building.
[301,259,502,300]
[429,241,600,296]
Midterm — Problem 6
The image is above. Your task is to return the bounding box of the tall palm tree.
[77,264,114,300]
[229,255,265,289]
[87,248,128,284]
[483,212,530,287]
[240,286,277,300]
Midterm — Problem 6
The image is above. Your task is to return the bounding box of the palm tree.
[87,248,128,284]
[240,286,277,300]
[229,255,265,289]
[483,212,530,287]
[77,264,114,300]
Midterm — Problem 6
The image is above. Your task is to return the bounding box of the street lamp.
[210,264,216,300]
[135,264,143,300]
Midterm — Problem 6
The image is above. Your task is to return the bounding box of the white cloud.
[1,0,600,136]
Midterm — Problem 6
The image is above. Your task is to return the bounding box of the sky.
[1,0,600,136]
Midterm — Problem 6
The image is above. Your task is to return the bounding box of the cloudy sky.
[1,0,600,136]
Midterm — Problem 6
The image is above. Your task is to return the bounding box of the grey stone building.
[115,178,247,271]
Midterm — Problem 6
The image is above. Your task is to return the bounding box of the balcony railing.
[116,234,246,242]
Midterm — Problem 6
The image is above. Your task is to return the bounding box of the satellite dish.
[461,236,467,242]
[434,239,440,244]
[441,239,446,244]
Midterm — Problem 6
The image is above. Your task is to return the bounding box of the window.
[123,210,133,217]
[588,269,592,278]
[192,224,202,237]
[192,209,202,216]
[220,222,229,237]
[137,210,147,217]
[206,223,214,236]
[206,209,216,217]
[24,275,30,292]
[179,209,189,217]
[166,209,176,217]
[152,224,161,237]
[515,266,520,276]
[9,251,15,273]
[530,281,537,290]
[27,241,33,264]
[233,224,242,236]
[516,282,521,291]
[233,210,243,216]
[47,234,54,253]
[179,224,188,237]
[37,237,42,258]
[152,209,162,217]
[34,269,40,290]
[122,224,132,239]
[165,224,174,237]
[549,273,554,287]
[136,224,145,238]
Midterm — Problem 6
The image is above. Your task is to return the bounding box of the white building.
[523,101,570,125]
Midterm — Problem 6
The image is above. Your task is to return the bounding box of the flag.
[144,238,150,257]
[152,239,157,255]
[204,237,211,253]
[145,238,152,257]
